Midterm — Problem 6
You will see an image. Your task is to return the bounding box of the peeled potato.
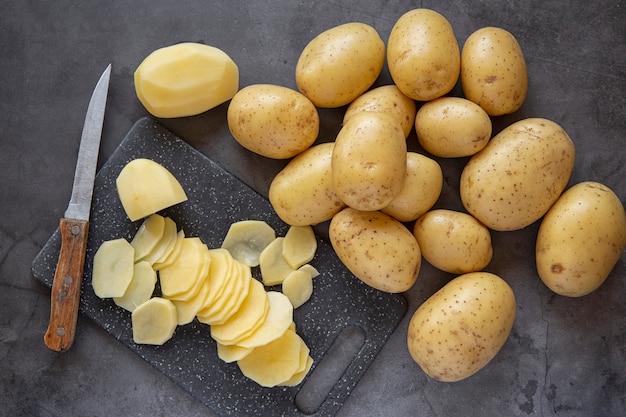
[153,229,185,271]
[216,342,252,363]
[236,291,294,349]
[281,355,314,387]
[92,238,135,298]
[259,237,296,286]
[282,269,313,308]
[113,261,157,312]
[282,226,317,269]
[171,278,210,325]
[116,158,188,222]
[220,220,276,267]
[142,216,178,265]
[131,297,178,345]
[159,238,209,300]
[130,214,166,261]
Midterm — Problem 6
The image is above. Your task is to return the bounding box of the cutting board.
[32,117,407,417]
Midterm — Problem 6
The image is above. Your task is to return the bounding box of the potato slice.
[299,263,320,278]
[280,355,313,387]
[159,238,209,300]
[282,269,313,308]
[210,278,269,345]
[282,225,317,269]
[237,329,303,387]
[131,297,177,345]
[113,261,157,312]
[216,342,252,363]
[171,278,210,325]
[116,158,188,222]
[153,229,185,271]
[130,214,165,261]
[198,260,251,325]
[142,216,178,265]
[92,238,135,298]
[259,237,295,286]
[220,220,276,267]
[196,248,234,320]
[236,291,293,349]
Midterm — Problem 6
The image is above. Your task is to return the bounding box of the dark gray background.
[1,1,624,416]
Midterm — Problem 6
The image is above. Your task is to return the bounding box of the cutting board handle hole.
[295,324,366,414]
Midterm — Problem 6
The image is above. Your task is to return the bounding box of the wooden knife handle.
[44,218,89,352]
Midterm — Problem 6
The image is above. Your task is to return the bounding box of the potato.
[460,118,575,231]
[343,85,416,138]
[381,152,443,222]
[407,272,516,382]
[282,225,317,269]
[130,214,165,261]
[295,22,385,108]
[142,216,178,265]
[269,142,345,226]
[92,238,135,298]
[113,261,157,312]
[116,158,188,222]
[332,112,407,211]
[536,181,626,297]
[461,27,528,116]
[236,291,294,349]
[227,84,319,159]
[259,237,295,286]
[131,297,178,345]
[282,269,314,308]
[387,9,460,101]
[413,209,493,274]
[329,207,421,293]
[158,237,209,300]
[220,220,276,267]
[134,42,239,118]
[415,97,492,158]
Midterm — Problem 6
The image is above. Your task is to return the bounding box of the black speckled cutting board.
[32,117,407,417]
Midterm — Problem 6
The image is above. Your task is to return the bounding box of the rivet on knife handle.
[44,219,89,351]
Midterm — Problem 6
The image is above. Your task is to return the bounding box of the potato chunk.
[220,220,276,267]
[131,297,178,345]
[92,238,135,298]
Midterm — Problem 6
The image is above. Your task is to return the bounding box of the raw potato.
[381,152,443,222]
[407,272,516,382]
[269,142,345,226]
[295,22,385,108]
[227,84,319,159]
[130,214,165,261]
[142,216,178,265]
[113,261,157,312]
[92,238,135,298]
[134,42,239,118]
[387,9,460,101]
[413,209,493,274]
[415,97,492,158]
[131,297,178,345]
[259,237,295,286]
[460,118,575,231]
[461,27,528,116]
[159,237,209,300]
[329,208,421,293]
[236,291,294,349]
[332,112,407,211]
[216,342,252,363]
[343,85,417,138]
[116,158,188,222]
[220,220,276,267]
[282,269,314,308]
[536,181,626,297]
[282,225,317,269]
[153,229,185,271]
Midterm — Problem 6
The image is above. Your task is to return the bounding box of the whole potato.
[413,209,493,274]
[387,9,460,101]
[461,27,528,116]
[329,208,421,293]
[460,118,575,231]
[536,181,626,297]
[227,84,319,159]
[269,142,346,226]
[332,112,407,211]
[295,22,385,108]
[381,152,443,222]
[415,97,492,158]
[343,85,416,138]
[407,272,516,382]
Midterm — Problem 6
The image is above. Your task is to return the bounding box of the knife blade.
[44,64,112,352]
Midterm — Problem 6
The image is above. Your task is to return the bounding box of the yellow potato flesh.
[282,269,313,308]
[131,297,178,345]
[130,214,165,261]
[134,42,239,118]
[216,342,252,363]
[142,216,178,265]
[116,158,188,222]
[198,259,251,325]
[220,220,276,267]
[153,229,185,271]
[92,238,135,298]
[113,261,157,312]
[282,225,317,269]
[259,237,296,286]
[236,291,294,349]
[159,238,209,300]
[196,248,234,317]
[171,278,210,325]
[281,355,313,387]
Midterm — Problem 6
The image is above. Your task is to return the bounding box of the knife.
[44,64,112,352]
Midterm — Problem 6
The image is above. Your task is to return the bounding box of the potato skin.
[269,142,345,226]
[227,84,319,159]
[295,22,385,108]
[536,181,626,297]
[460,118,575,231]
[407,272,516,382]
[461,27,528,116]
[387,9,460,101]
[329,208,421,293]
[413,209,493,274]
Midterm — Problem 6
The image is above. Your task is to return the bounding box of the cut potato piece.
[113,261,157,312]
[237,329,303,387]
[259,237,295,286]
[196,248,233,318]
[130,214,165,261]
[282,269,314,308]
[198,260,251,325]
[299,263,320,278]
[131,297,178,345]
[171,278,210,325]
[92,238,135,298]
[159,238,209,300]
[221,220,276,267]
[236,291,293,349]
[210,278,270,345]
[153,229,185,271]
[134,42,239,118]
[282,225,317,269]
[116,158,188,222]
[216,342,252,363]
[280,355,314,387]
[143,216,178,265]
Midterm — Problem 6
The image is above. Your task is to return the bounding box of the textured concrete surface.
[1,1,625,416]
